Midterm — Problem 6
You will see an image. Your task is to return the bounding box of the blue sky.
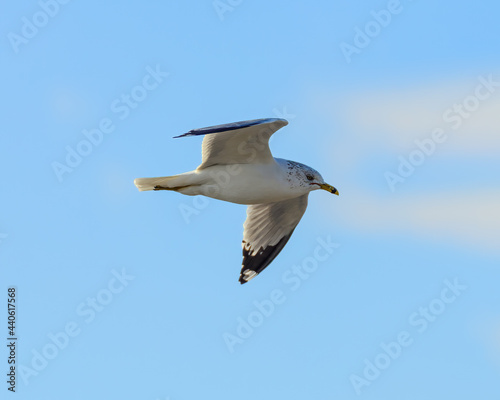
[2,1,500,399]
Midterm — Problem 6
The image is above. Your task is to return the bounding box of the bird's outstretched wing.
[239,194,309,284]
[174,118,288,169]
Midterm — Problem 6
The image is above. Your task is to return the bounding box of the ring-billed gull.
[134,118,339,284]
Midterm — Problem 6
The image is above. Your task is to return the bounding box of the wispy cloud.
[334,189,500,254]
[316,74,500,254]
[337,74,500,155]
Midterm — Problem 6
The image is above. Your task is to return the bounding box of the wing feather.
[174,118,288,169]
[239,194,309,284]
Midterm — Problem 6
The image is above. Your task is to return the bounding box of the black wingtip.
[173,118,288,139]
[239,267,260,284]
[239,233,294,285]
[172,133,190,139]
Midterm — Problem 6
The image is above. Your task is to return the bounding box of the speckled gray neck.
[279,159,321,190]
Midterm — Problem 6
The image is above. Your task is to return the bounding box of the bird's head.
[302,167,339,196]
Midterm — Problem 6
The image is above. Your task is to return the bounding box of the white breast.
[196,159,309,205]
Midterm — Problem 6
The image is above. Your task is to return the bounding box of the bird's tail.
[134,172,197,192]
[134,176,174,191]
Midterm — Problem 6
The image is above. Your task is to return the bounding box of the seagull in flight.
[134,118,339,284]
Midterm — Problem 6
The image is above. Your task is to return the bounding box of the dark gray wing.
[239,194,309,284]
[174,118,288,169]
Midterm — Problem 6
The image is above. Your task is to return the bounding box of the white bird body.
[135,158,317,205]
[134,118,338,284]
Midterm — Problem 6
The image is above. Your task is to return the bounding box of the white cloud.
[331,188,500,254]
[313,74,500,255]
[336,74,500,155]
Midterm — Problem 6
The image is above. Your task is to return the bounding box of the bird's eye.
[306,174,314,181]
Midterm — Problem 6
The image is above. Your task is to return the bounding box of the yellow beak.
[319,183,339,195]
